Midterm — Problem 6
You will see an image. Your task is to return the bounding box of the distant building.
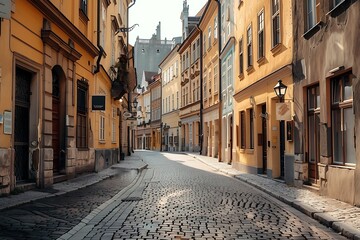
[134,22,180,85]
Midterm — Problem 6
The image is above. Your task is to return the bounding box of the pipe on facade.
[94,0,104,74]
[126,0,136,156]
[214,0,222,161]
[195,26,203,155]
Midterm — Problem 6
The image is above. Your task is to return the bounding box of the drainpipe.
[196,26,203,155]
[159,67,163,152]
[214,0,222,162]
[94,0,104,74]
[126,0,136,156]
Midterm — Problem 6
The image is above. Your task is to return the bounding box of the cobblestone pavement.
[0,169,138,240]
[186,153,360,239]
[62,151,346,240]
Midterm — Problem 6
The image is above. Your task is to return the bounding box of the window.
[80,0,88,15]
[227,55,233,87]
[177,91,179,109]
[272,0,281,47]
[171,94,174,110]
[239,38,244,75]
[214,16,218,39]
[100,1,107,47]
[77,81,88,148]
[182,87,185,107]
[192,43,196,63]
[196,38,200,60]
[182,55,185,71]
[186,52,189,68]
[203,35,207,55]
[208,69,212,95]
[247,25,253,67]
[240,111,246,149]
[258,10,265,59]
[249,109,254,149]
[331,72,355,165]
[175,60,178,77]
[204,73,207,99]
[307,85,320,179]
[307,0,320,30]
[208,26,212,49]
[333,0,344,8]
[214,63,218,93]
[99,114,105,141]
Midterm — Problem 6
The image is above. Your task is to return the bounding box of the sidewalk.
[0,156,147,211]
[186,152,360,240]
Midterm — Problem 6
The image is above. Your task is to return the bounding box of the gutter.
[94,0,104,74]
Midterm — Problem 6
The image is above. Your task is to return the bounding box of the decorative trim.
[30,0,98,58]
[41,30,82,61]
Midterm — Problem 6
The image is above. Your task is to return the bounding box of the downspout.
[159,67,163,152]
[214,0,222,162]
[127,0,136,156]
[94,0,104,74]
[196,26,203,155]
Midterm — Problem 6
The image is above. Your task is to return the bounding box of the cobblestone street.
[0,169,138,240]
[109,151,345,240]
[51,151,345,240]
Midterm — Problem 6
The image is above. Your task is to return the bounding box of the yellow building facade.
[233,0,294,181]
[0,0,132,195]
[178,28,201,152]
[159,44,182,152]
[199,0,220,158]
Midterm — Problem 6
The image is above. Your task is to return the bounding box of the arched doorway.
[52,66,66,174]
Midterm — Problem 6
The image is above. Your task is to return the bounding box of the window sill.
[270,43,282,56]
[327,0,348,17]
[79,9,89,23]
[99,141,106,144]
[246,65,254,74]
[77,147,89,151]
[238,73,244,81]
[329,164,355,170]
[302,22,323,40]
[257,56,266,66]
[246,148,254,154]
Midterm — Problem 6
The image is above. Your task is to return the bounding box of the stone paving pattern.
[187,153,360,239]
[109,152,344,240]
[0,152,359,239]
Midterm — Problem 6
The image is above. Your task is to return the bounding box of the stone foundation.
[0,148,12,195]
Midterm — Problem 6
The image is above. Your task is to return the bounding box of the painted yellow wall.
[233,0,294,176]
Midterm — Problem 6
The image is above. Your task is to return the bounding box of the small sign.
[276,102,291,121]
[0,113,3,124]
[92,95,105,111]
[3,111,12,134]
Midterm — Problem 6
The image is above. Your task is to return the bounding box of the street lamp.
[274,79,287,179]
[273,80,287,100]
[132,98,138,110]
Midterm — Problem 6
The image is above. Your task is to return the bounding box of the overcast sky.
[129,0,207,45]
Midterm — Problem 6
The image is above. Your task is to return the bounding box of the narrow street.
[0,151,346,240]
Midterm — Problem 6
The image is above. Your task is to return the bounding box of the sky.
[129,0,207,46]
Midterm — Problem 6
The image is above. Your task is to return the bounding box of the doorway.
[307,85,320,184]
[14,67,32,182]
[52,66,66,173]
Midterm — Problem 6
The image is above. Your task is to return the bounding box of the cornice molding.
[41,29,82,61]
[30,0,99,58]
